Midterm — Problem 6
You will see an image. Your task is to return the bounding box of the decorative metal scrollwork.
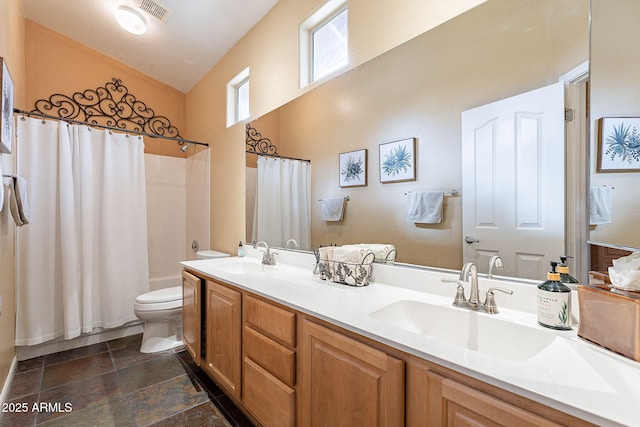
[246,123,279,156]
[32,78,183,139]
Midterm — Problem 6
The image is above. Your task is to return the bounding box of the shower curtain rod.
[13,108,209,148]
[246,150,311,163]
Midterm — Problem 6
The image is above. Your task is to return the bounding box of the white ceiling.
[22,0,279,93]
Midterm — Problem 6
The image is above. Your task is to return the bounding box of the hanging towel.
[407,191,444,224]
[321,197,345,221]
[590,186,612,225]
[9,176,31,226]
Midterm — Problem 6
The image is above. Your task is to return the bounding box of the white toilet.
[134,250,230,353]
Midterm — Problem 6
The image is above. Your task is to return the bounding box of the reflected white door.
[461,82,565,280]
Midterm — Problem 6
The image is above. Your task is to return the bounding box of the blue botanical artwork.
[379,138,416,183]
[339,149,367,187]
[598,118,640,172]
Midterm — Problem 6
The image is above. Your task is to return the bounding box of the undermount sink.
[369,300,556,361]
[214,260,274,275]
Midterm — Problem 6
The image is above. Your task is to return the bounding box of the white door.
[461,82,565,280]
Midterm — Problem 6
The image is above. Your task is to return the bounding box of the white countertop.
[181,249,640,427]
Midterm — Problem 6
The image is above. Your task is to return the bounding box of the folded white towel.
[343,244,396,262]
[321,197,345,221]
[407,191,444,224]
[590,186,612,225]
[9,176,31,226]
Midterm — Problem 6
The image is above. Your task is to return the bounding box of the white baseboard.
[16,323,144,361]
[0,356,18,405]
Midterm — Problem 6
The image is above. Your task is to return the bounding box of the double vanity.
[181,247,639,426]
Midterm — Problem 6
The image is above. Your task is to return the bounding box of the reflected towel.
[407,191,443,224]
[321,197,345,221]
[590,186,612,225]
[9,176,31,226]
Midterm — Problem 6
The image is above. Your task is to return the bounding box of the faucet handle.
[483,287,513,314]
[441,279,467,306]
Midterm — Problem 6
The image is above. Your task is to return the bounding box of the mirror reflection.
[589,0,640,255]
[246,0,589,281]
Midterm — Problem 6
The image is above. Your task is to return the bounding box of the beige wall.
[187,0,485,256]
[25,21,187,158]
[0,0,25,392]
[252,0,588,267]
[589,0,640,249]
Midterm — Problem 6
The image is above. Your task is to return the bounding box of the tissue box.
[578,285,640,361]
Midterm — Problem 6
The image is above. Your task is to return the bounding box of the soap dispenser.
[558,256,579,285]
[537,261,572,330]
[237,241,245,257]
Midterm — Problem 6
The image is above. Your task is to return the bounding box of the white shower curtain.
[252,156,311,250]
[15,117,149,345]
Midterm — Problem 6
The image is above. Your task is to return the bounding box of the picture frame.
[379,137,416,183]
[597,117,640,173]
[339,149,367,187]
[0,57,14,154]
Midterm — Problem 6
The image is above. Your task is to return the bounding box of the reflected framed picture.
[0,57,14,154]
[339,149,367,187]
[597,117,640,173]
[379,137,416,183]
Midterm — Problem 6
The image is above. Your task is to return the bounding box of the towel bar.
[404,189,459,196]
[318,196,350,202]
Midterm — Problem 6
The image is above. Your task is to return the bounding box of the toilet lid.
[136,286,182,304]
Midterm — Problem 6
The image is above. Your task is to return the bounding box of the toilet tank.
[196,250,230,260]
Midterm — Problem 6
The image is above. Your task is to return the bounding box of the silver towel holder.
[318,196,350,202]
[404,189,459,196]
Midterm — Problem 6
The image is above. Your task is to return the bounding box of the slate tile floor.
[1,334,255,427]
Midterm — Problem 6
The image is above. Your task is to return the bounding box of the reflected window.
[300,0,348,87]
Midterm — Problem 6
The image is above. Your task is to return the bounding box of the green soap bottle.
[537,261,572,330]
[558,256,579,285]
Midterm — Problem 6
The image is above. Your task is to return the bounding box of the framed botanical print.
[379,137,416,183]
[339,149,367,187]
[0,58,14,154]
[597,117,640,172]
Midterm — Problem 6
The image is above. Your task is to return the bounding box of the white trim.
[0,356,17,405]
[559,60,589,83]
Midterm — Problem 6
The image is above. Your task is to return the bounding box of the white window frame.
[226,67,250,127]
[299,0,348,88]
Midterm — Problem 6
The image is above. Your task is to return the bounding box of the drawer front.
[244,326,295,386]
[243,357,295,427]
[244,295,296,347]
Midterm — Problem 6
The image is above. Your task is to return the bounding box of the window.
[300,0,348,87]
[226,67,250,127]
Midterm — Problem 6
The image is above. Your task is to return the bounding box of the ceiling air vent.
[137,0,173,23]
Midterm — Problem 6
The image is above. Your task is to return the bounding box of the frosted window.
[312,9,348,81]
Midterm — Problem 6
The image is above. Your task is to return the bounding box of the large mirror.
[246,0,590,281]
[589,0,640,268]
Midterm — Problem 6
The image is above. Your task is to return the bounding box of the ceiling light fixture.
[114,5,147,35]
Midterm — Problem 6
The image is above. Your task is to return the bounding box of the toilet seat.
[134,286,182,312]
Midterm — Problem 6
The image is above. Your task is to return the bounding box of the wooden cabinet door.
[427,371,561,427]
[299,319,404,427]
[204,280,242,400]
[182,270,201,366]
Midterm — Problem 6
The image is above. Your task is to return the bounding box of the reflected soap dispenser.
[238,241,245,257]
[537,261,572,330]
[558,256,579,285]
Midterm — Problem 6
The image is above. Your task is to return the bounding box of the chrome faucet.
[441,262,513,314]
[255,241,277,265]
[488,255,504,279]
[284,238,299,249]
[460,262,480,306]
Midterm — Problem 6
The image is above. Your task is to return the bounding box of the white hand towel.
[590,186,612,225]
[407,191,444,224]
[321,197,345,221]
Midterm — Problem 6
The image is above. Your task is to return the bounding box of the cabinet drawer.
[243,357,295,427]
[244,295,296,347]
[244,326,295,386]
